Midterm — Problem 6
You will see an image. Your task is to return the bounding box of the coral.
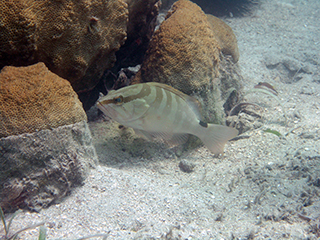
[0,63,87,138]
[77,0,161,111]
[206,14,239,63]
[132,0,242,123]
[0,0,128,92]
[133,0,221,95]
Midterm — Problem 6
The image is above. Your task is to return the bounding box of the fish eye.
[113,96,123,105]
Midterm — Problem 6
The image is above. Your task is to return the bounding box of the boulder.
[0,63,97,212]
[0,121,97,212]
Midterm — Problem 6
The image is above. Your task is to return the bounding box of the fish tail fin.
[198,124,238,154]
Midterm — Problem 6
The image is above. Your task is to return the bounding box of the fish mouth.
[96,101,117,119]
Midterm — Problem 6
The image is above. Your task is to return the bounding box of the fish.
[96,82,238,154]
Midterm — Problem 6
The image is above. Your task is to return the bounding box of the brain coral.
[0,63,87,138]
[0,0,128,92]
[133,0,241,123]
[206,14,239,63]
[133,0,221,94]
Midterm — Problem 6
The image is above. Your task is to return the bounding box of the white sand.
[7,0,320,239]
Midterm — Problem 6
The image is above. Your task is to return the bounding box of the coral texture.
[132,0,242,124]
[206,14,239,63]
[133,0,221,95]
[0,63,87,138]
[0,0,128,92]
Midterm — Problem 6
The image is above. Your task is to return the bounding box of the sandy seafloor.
[9,0,320,239]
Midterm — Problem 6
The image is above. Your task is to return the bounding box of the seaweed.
[263,128,282,137]
[75,233,109,240]
[0,206,109,239]
[0,206,45,240]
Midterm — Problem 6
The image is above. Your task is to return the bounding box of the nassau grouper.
[96,82,238,154]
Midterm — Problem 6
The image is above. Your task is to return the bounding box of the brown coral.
[206,14,239,63]
[133,0,221,95]
[0,63,87,138]
[0,0,128,92]
[132,0,241,123]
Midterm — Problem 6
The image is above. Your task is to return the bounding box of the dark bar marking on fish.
[199,120,208,128]
[123,84,151,103]
[163,88,173,116]
[153,86,164,109]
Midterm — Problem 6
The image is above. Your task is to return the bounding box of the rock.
[112,0,161,69]
[112,0,161,70]
[264,55,312,83]
[226,112,263,134]
[0,121,97,212]
[0,63,87,138]
[132,0,242,123]
[0,0,128,92]
[125,0,161,49]
[179,160,196,173]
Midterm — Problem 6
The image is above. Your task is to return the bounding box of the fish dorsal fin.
[146,82,203,120]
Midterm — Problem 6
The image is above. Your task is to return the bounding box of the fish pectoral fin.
[132,99,150,115]
[133,129,189,147]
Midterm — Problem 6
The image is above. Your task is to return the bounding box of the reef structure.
[0,0,128,92]
[0,63,87,138]
[0,63,97,212]
[133,0,241,123]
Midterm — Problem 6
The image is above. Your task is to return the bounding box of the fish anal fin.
[134,129,189,148]
[165,133,189,147]
[134,129,154,141]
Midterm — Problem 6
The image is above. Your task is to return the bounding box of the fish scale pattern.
[0,63,87,138]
